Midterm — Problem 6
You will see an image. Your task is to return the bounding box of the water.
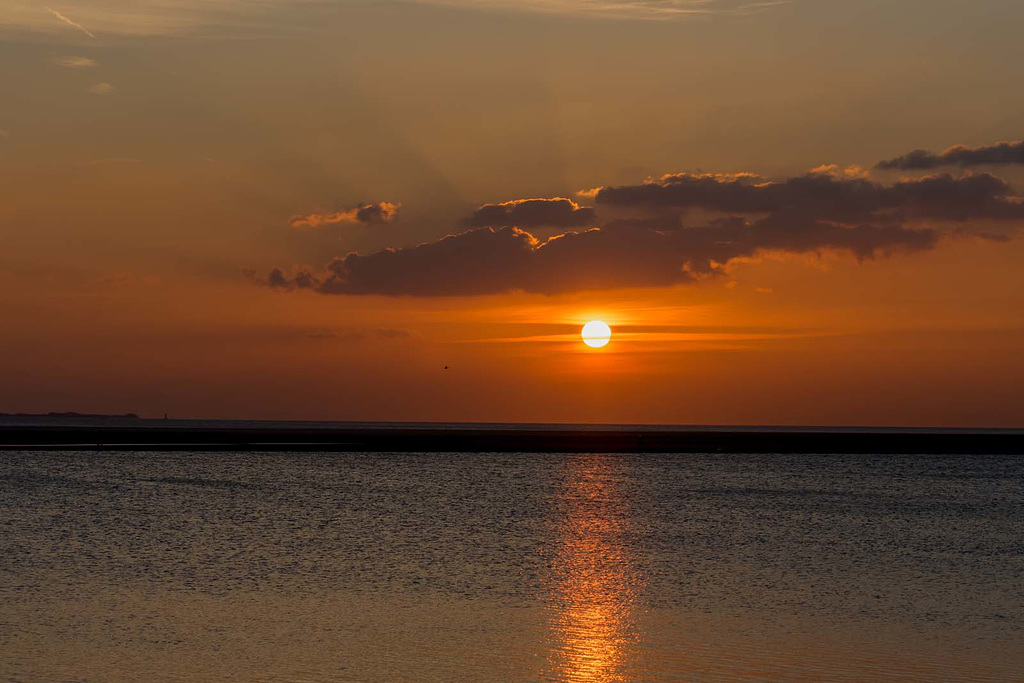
[1,450,1022,681]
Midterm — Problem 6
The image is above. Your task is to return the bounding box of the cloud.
[808,164,869,179]
[877,141,1024,170]
[4,0,788,40]
[466,197,597,228]
[262,159,1023,297]
[46,7,96,38]
[290,201,400,228]
[89,82,114,95]
[593,170,1024,222]
[265,218,937,296]
[55,56,97,69]
[10,1,317,38]
[412,0,789,21]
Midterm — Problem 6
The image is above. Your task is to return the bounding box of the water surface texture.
[2,451,1022,681]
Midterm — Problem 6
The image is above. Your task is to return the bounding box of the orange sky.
[2,0,1024,425]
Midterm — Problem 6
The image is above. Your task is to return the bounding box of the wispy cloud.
[464,323,819,344]
[4,1,316,38]
[55,55,97,69]
[89,82,114,95]
[411,0,790,21]
[1,0,783,37]
[45,7,96,38]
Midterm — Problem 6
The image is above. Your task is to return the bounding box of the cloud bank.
[877,141,1024,170]
[267,218,937,296]
[265,145,1024,297]
[593,170,1024,221]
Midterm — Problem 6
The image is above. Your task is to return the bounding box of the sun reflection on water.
[546,456,644,682]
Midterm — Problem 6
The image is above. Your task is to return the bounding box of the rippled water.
[1,450,1022,681]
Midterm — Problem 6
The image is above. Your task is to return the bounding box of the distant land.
[0,412,141,420]
[1,418,1023,454]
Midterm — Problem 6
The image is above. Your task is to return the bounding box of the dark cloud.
[290,201,400,228]
[267,266,320,290]
[877,141,1024,170]
[266,217,937,296]
[594,171,1024,222]
[263,162,1022,297]
[466,197,597,228]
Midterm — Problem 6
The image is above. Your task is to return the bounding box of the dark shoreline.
[2,422,1023,453]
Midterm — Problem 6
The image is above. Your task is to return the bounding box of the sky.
[2,0,1024,426]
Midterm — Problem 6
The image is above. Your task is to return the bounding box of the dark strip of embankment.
[1,424,1023,453]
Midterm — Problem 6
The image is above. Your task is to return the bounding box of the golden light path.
[581,321,612,348]
[546,455,643,682]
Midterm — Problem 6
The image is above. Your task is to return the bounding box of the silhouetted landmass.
[0,412,141,420]
[0,420,1022,454]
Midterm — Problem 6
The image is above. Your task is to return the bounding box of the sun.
[581,320,612,348]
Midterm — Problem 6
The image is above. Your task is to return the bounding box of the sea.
[1,445,1022,681]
